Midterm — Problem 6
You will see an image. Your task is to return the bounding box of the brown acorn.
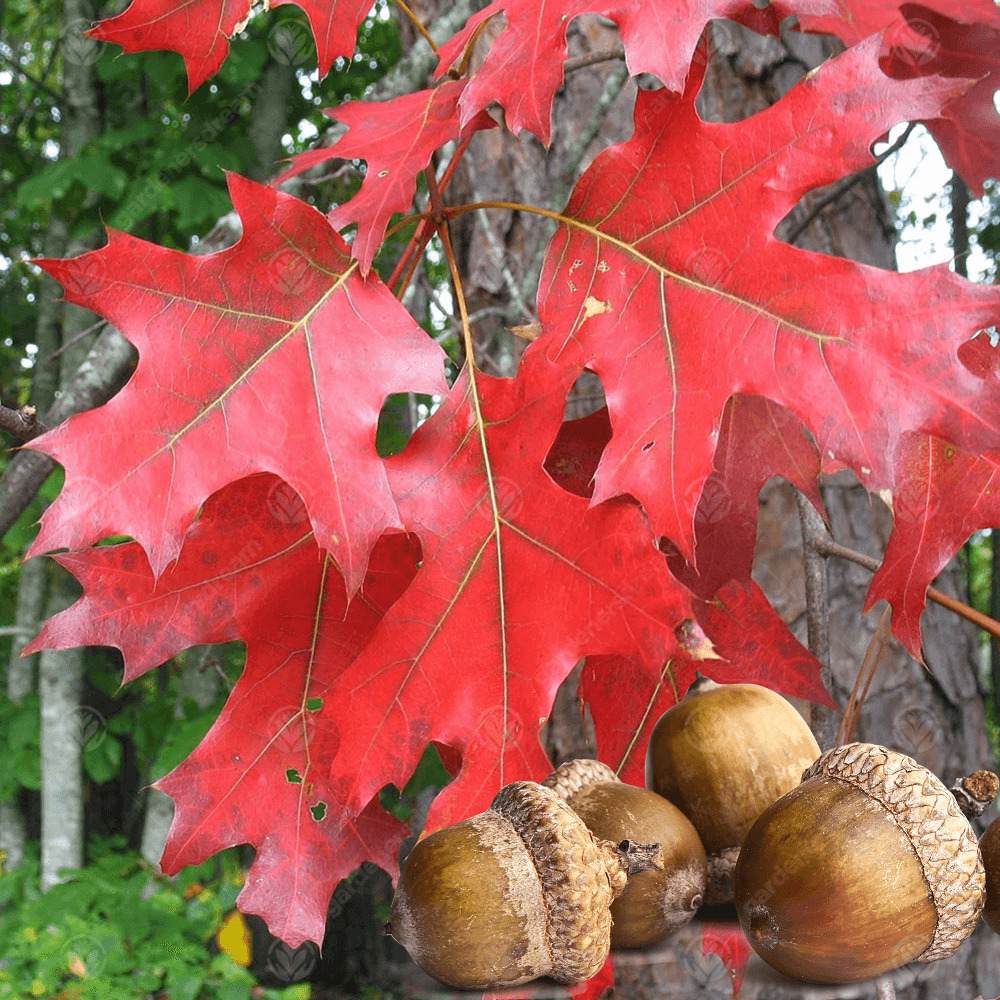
[388,780,662,990]
[734,743,995,984]
[649,677,820,903]
[544,758,707,948]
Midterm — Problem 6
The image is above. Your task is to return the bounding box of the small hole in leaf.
[306,697,323,712]
[641,441,655,452]
[310,801,328,822]
[286,768,302,784]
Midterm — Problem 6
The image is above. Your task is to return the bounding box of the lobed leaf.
[31,174,446,594]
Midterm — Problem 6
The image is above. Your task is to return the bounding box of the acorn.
[544,758,708,948]
[387,780,663,990]
[649,677,820,903]
[734,742,996,984]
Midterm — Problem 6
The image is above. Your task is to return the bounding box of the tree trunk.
[36,0,103,892]
[140,647,221,867]
[38,580,85,889]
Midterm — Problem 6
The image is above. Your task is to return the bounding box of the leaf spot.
[377,169,390,178]
[583,296,612,320]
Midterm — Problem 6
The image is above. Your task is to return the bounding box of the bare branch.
[0,403,44,442]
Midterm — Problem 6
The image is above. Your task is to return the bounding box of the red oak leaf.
[867,433,1000,657]
[30,174,446,594]
[276,81,494,275]
[436,0,837,144]
[25,474,420,947]
[800,1,1000,193]
[320,344,696,836]
[667,395,826,599]
[534,38,1000,564]
[89,0,371,92]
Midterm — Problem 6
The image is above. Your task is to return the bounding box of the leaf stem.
[394,0,439,53]
[390,133,476,299]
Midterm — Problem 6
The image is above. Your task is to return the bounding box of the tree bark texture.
[38,577,85,889]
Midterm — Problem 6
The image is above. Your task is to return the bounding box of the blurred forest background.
[1,0,999,997]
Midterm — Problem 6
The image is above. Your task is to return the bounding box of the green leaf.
[83,734,123,783]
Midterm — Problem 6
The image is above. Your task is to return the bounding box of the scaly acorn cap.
[490,781,662,982]
[542,757,620,801]
[802,742,985,962]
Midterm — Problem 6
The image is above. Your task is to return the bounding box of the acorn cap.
[490,781,661,982]
[802,742,985,962]
[542,757,620,801]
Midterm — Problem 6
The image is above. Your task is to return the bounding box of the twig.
[394,0,438,54]
[813,537,1000,644]
[0,403,45,442]
[837,605,891,746]
[564,46,626,74]
[39,318,105,365]
[390,132,475,298]
[0,50,63,103]
[785,123,917,246]
[797,492,839,748]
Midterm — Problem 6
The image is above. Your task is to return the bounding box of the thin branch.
[813,537,1000,644]
[39,318,105,365]
[785,124,917,246]
[837,605,891,746]
[389,132,475,297]
[394,0,439,54]
[564,45,626,74]
[0,50,63,102]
